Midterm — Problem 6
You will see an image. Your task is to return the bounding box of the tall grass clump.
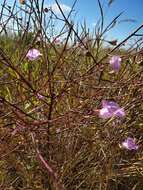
[0,0,143,189]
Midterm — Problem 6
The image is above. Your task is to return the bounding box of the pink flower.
[99,107,113,119]
[36,93,45,100]
[52,37,61,44]
[109,56,121,72]
[26,48,42,61]
[99,100,125,119]
[122,137,139,150]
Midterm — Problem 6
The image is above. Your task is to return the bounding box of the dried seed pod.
[44,8,49,13]
[19,0,25,5]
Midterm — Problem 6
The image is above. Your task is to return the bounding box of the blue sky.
[1,0,143,42]
[45,0,143,41]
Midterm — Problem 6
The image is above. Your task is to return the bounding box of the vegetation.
[0,0,143,189]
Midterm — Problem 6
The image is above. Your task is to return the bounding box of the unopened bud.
[108,40,117,46]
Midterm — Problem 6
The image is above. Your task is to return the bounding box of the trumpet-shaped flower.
[122,137,139,150]
[99,100,125,119]
[109,56,121,72]
[26,48,42,61]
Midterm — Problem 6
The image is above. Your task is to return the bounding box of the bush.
[0,0,143,189]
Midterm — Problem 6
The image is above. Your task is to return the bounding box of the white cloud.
[49,3,71,15]
[92,23,96,27]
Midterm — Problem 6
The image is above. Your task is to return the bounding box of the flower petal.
[114,108,125,118]
[26,48,42,61]
[99,107,112,119]
[100,100,125,119]
[122,137,139,150]
[109,56,121,72]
